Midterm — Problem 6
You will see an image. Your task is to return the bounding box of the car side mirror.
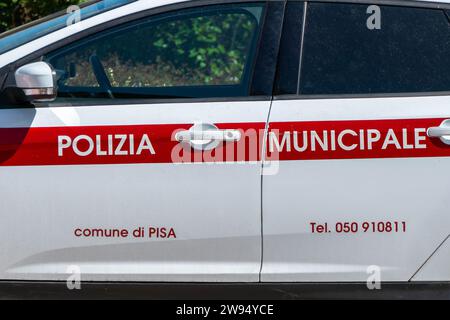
[15,62,57,102]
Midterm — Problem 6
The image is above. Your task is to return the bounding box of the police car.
[1,0,450,294]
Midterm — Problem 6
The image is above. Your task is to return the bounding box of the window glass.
[300,3,450,95]
[45,3,265,99]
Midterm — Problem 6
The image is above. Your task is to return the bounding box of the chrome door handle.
[175,129,241,142]
[427,127,450,137]
[428,120,450,145]
[175,123,241,151]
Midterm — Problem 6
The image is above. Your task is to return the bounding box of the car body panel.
[0,101,269,281]
[262,96,450,281]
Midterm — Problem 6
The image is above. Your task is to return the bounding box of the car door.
[263,1,450,282]
[0,0,283,282]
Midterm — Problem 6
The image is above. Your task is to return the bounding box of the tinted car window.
[45,3,265,99]
[300,3,450,95]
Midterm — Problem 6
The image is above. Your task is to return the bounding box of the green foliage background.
[0,0,86,33]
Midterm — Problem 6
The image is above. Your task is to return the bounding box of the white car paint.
[412,236,450,281]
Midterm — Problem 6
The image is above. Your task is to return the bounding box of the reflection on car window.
[45,3,265,99]
[0,0,134,55]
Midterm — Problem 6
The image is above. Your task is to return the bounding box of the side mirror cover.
[15,62,57,102]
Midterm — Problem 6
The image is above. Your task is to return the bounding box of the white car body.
[0,0,450,285]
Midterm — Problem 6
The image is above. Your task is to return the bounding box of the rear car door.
[0,0,283,282]
[263,1,450,282]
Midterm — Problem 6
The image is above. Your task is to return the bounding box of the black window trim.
[273,0,305,95]
[274,0,450,100]
[250,0,287,95]
[0,0,286,108]
[297,1,308,95]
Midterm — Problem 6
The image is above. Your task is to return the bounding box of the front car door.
[263,0,450,282]
[0,0,283,282]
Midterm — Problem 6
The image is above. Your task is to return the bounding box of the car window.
[45,3,265,99]
[299,2,450,95]
[0,0,135,55]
